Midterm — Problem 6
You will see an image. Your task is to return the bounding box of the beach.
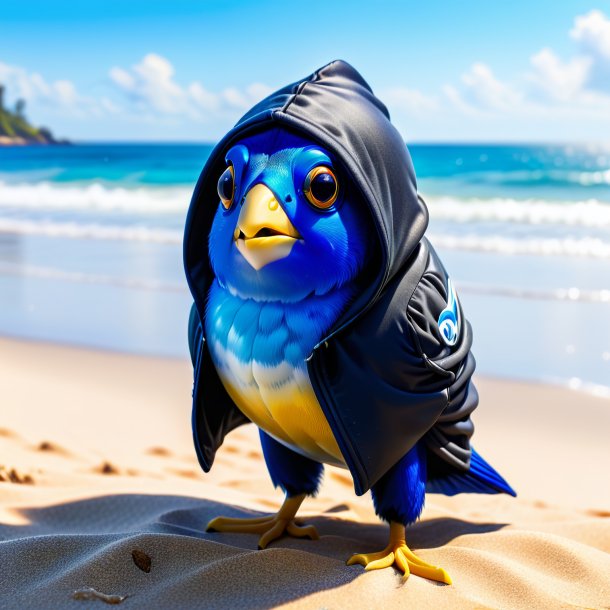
[0,336,609,609]
[3,3,610,606]
[1,143,609,608]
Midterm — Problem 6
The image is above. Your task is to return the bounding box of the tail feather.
[426,447,516,497]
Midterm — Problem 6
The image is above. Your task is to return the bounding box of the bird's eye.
[303,166,338,209]
[217,165,235,209]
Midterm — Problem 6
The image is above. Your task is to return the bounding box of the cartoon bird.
[184,61,515,584]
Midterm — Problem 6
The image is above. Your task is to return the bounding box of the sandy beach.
[0,336,609,609]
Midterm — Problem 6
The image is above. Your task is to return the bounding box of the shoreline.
[0,136,69,147]
[1,334,609,512]
[3,331,610,405]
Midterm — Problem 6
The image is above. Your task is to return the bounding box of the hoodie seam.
[282,62,328,114]
[281,80,309,114]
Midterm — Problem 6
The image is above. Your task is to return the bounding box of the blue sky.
[1,1,610,142]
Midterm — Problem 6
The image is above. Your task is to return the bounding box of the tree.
[0,85,5,111]
[15,99,26,118]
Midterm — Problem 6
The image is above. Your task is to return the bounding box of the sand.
[0,336,609,609]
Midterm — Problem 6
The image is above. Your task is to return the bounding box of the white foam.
[455,281,610,303]
[429,233,610,259]
[0,262,188,292]
[426,196,610,227]
[3,181,608,227]
[0,218,182,244]
[0,180,191,214]
[570,169,610,186]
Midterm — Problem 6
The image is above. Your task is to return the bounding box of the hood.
[184,59,428,339]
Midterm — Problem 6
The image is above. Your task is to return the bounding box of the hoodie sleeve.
[405,242,478,474]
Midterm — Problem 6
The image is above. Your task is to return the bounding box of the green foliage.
[0,111,16,137]
[0,84,55,143]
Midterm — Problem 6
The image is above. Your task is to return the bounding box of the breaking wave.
[428,233,610,259]
[0,181,191,214]
[426,196,610,227]
[0,262,188,292]
[0,218,182,244]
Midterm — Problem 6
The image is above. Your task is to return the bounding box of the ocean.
[1,143,609,395]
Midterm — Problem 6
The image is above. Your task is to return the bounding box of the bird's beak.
[234,183,301,270]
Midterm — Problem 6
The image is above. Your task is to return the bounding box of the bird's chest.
[205,284,345,467]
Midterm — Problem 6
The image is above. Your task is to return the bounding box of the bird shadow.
[0,494,508,608]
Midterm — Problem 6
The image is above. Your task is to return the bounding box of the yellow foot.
[346,521,452,585]
[206,493,319,550]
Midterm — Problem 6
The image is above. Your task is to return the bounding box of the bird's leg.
[206,493,319,549]
[347,521,452,584]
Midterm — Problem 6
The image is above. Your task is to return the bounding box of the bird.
[184,60,515,585]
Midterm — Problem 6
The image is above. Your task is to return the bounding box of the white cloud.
[187,82,220,112]
[109,53,190,115]
[442,10,610,128]
[569,9,610,93]
[99,97,122,114]
[460,63,523,112]
[441,84,479,116]
[0,60,98,114]
[528,48,591,102]
[570,9,610,60]
[0,54,273,139]
[382,86,439,115]
[109,53,272,120]
[246,83,273,102]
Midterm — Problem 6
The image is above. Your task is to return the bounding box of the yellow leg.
[347,521,452,584]
[206,493,319,549]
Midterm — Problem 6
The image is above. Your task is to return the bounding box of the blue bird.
[184,61,515,585]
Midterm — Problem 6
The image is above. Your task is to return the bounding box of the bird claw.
[346,522,452,585]
[206,514,319,549]
[206,493,318,549]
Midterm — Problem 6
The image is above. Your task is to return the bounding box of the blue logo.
[438,278,460,347]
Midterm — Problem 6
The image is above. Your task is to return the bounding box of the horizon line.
[11,139,610,148]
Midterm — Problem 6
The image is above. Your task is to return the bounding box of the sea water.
[0,143,609,394]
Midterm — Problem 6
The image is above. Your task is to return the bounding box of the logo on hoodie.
[438,278,460,347]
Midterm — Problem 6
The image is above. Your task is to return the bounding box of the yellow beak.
[234,183,300,270]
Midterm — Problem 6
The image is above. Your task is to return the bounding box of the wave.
[2,215,610,260]
[0,218,182,244]
[428,233,610,259]
[0,262,189,292]
[2,179,610,229]
[0,180,191,214]
[478,168,610,187]
[426,196,610,227]
[456,282,610,303]
[3,261,608,306]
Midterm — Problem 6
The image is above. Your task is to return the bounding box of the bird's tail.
[426,447,516,497]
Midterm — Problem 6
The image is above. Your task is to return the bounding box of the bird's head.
[208,127,371,303]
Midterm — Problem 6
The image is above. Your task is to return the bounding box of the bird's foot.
[206,493,318,549]
[346,521,452,584]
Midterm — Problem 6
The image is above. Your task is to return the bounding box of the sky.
[1,0,610,142]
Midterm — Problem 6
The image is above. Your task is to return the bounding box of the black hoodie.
[184,60,478,496]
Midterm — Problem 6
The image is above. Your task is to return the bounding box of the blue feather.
[206,279,357,369]
[259,430,324,497]
[258,303,285,335]
[252,325,289,366]
[426,447,516,497]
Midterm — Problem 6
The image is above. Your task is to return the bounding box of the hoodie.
[184,60,478,496]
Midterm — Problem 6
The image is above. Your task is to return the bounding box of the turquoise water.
[1,143,609,393]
